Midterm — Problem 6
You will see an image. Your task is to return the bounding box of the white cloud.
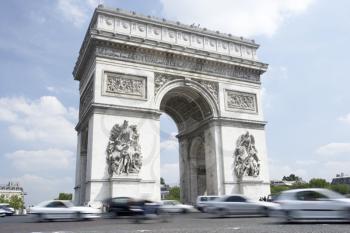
[160,132,178,151]
[56,0,103,27]
[5,149,74,172]
[315,143,350,156]
[268,159,307,180]
[161,163,179,185]
[0,96,77,148]
[338,113,350,124]
[0,174,74,205]
[160,0,315,37]
[295,160,318,165]
[46,86,56,92]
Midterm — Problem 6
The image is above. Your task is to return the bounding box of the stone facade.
[73,5,270,206]
[0,182,25,200]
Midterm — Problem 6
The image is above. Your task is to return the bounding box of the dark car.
[104,197,161,217]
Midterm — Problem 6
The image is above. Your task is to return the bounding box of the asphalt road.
[1,213,350,233]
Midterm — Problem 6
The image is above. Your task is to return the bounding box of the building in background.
[331,173,350,186]
[0,182,25,200]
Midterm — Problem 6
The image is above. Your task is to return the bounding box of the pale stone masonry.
[73,5,270,206]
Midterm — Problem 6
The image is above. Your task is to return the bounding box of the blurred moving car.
[30,200,100,221]
[104,197,162,217]
[275,188,350,222]
[205,195,278,217]
[196,196,219,212]
[161,200,196,213]
[0,203,15,216]
[0,208,6,217]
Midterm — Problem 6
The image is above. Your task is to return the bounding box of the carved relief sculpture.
[198,80,218,103]
[154,73,173,96]
[225,90,257,113]
[106,120,142,176]
[233,132,260,178]
[103,72,146,99]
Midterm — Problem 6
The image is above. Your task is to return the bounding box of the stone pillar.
[204,124,225,196]
[83,111,161,206]
[179,137,190,203]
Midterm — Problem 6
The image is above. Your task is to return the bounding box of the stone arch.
[155,78,219,132]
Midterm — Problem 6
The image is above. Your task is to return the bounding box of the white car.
[196,196,219,212]
[275,188,350,222]
[205,195,278,217]
[161,200,196,213]
[30,200,101,221]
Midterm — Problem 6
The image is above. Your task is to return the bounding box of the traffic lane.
[1,214,350,233]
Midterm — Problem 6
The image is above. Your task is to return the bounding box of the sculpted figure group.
[233,131,260,178]
[106,120,142,176]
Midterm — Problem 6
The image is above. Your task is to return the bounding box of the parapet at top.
[92,5,260,61]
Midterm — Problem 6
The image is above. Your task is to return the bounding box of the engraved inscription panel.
[103,72,147,100]
[225,90,257,113]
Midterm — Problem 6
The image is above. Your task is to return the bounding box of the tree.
[0,195,24,210]
[330,184,350,195]
[309,178,329,188]
[282,174,301,182]
[58,193,73,200]
[165,186,180,201]
[160,177,165,185]
[270,185,290,195]
[9,196,24,210]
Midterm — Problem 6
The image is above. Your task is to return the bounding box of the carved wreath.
[233,132,260,178]
[106,120,142,176]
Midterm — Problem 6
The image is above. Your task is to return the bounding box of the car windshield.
[63,201,74,207]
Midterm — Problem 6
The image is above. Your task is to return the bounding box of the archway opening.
[159,86,214,204]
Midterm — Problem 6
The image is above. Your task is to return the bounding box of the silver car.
[275,188,350,222]
[196,196,219,212]
[205,195,277,217]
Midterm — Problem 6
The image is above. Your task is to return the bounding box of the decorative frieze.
[225,90,257,113]
[102,72,147,100]
[79,79,94,118]
[233,132,260,178]
[96,45,260,83]
[96,12,257,60]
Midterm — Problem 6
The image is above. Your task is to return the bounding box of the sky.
[1,0,350,205]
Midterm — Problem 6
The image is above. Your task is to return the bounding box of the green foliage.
[330,184,350,195]
[0,195,24,210]
[160,177,165,185]
[165,186,180,201]
[309,178,329,188]
[290,182,310,189]
[282,174,301,182]
[270,185,290,195]
[9,196,24,210]
[58,193,73,200]
[271,176,350,196]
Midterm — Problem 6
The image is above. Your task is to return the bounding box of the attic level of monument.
[73,5,268,81]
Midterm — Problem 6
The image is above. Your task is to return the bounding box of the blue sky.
[1,0,350,205]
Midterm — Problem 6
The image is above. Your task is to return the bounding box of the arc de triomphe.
[73,5,270,206]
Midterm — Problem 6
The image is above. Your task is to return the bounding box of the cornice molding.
[73,6,269,80]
